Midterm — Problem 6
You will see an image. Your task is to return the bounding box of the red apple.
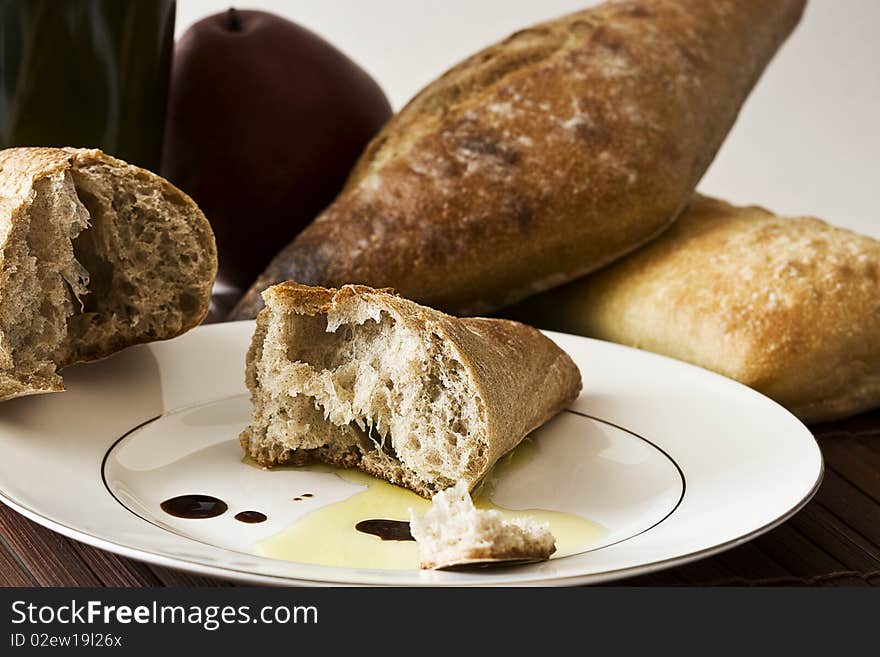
[162,8,392,290]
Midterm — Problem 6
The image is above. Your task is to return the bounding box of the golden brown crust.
[232,0,805,319]
[242,281,582,497]
[513,196,880,423]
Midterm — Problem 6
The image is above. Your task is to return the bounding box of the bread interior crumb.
[244,299,489,493]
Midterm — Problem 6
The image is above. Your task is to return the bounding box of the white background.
[176,1,879,238]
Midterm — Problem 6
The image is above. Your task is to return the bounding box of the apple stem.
[226,7,242,32]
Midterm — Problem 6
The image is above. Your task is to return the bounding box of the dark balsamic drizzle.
[355,519,415,541]
[160,495,228,519]
[234,511,267,524]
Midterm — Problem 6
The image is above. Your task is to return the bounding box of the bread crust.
[242,282,582,497]
[0,147,217,400]
[232,0,805,319]
[514,196,880,424]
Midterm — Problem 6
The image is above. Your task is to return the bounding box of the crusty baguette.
[510,196,880,424]
[409,481,556,569]
[231,0,806,319]
[241,282,581,497]
[0,147,217,401]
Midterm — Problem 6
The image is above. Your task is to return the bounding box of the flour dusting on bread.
[232,0,806,320]
[513,195,880,423]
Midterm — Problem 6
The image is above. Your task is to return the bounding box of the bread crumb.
[409,481,556,569]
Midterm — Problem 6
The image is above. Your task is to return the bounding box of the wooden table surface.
[1,295,878,587]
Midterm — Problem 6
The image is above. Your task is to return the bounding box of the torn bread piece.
[409,481,556,569]
[0,147,217,401]
[240,282,581,497]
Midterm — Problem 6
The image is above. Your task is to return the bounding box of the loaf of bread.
[231,0,805,320]
[510,196,880,424]
[240,282,581,497]
[0,147,217,401]
[409,481,556,569]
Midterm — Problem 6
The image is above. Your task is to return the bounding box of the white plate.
[0,321,822,586]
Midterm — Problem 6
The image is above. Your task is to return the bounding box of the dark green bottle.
[0,0,175,171]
